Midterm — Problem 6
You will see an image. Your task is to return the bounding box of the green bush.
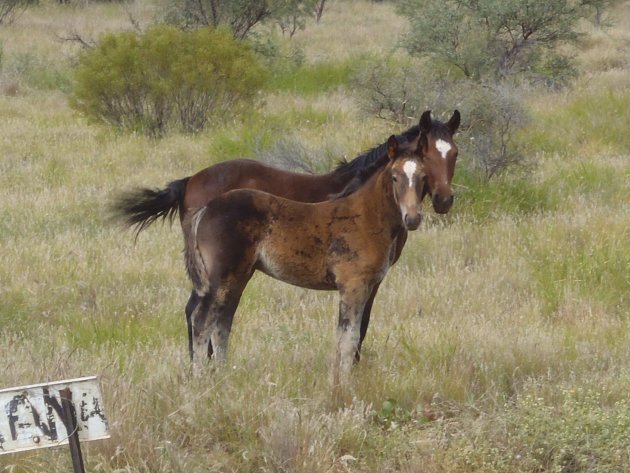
[352,58,530,179]
[71,26,267,136]
[398,0,588,84]
[11,52,72,92]
[451,386,630,471]
[162,0,317,40]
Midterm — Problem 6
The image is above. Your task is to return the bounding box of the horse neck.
[300,171,350,198]
[348,165,402,232]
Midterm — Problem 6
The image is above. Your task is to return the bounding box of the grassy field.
[1,1,629,472]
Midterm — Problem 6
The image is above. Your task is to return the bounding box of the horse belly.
[256,245,335,291]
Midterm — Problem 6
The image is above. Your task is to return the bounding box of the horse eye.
[392,176,398,183]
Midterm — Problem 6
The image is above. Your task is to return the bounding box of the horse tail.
[112,177,189,236]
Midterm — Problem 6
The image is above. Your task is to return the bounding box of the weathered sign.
[0,376,109,455]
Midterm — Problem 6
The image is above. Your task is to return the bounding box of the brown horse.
[185,135,426,384]
[114,110,460,360]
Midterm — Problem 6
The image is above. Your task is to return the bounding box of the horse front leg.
[355,282,381,363]
[353,231,407,363]
[333,283,373,388]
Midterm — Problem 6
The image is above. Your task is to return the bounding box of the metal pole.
[59,388,86,473]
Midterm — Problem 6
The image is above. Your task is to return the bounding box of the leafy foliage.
[276,0,319,37]
[398,0,588,84]
[449,386,630,471]
[581,0,623,27]
[163,0,319,39]
[0,0,35,25]
[11,52,72,91]
[71,26,267,136]
[352,58,529,179]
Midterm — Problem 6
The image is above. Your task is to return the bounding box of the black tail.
[111,177,189,236]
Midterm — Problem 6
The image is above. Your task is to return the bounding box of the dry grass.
[1,1,629,472]
[291,0,405,63]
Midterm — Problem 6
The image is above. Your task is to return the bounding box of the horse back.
[183,159,338,211]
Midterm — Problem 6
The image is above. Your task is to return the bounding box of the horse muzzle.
[403,212,422,231]
[432,194,454,214]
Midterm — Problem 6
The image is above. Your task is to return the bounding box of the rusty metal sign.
[0,376,109,455]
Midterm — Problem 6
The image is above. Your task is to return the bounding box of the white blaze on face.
[435,139,452,160]
[403,160,417,188]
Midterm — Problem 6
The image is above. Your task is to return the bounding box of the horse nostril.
[432,194,453,213]
[404,213,422,230]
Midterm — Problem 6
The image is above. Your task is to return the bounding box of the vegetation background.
[0,0,629,471]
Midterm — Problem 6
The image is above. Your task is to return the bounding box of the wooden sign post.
[0,376,109,472]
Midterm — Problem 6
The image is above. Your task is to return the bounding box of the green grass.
[525,213,630,317]
[453,143,628,220]
[268,59,356,95]
[454,171,562,217]
[525,87,630,156]
[206,106,347,169]
[1,52,73,93]
[1,1,629,472]
[428,380,630,471]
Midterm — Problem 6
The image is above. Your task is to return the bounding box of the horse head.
[417,110,460,214]
[386,135,427,231]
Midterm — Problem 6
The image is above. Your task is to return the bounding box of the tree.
[276,0,317,38]
[398,0,589,83]
[164,0,317,39]
[314,0,326,23]
[0,0,35,25]
[581,0,622,27]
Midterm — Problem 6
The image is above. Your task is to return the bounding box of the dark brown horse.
[184,135,426,384]
[114,110,460,360]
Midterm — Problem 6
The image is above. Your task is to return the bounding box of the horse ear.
[419,110,432,134]
[387,135,399,160]
[448,110,461,134]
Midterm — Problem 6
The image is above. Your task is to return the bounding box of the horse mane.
[331,117,454,199]
[333,124,421,177]
[331,154,390,199]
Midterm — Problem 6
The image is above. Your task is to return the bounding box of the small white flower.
[339,454,357,464]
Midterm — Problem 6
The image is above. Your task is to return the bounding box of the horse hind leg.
[190,291,213,374]
[191,281,248,374]
[186,290,214,361]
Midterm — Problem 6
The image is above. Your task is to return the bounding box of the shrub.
[351,57,425,124]
[352,58,530,179]
[250,32,306,80]
[71,26,267,136]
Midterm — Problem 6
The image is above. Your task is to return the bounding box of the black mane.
[331,118,454,199]
[331,154,390,199]
[333,124,421,177]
